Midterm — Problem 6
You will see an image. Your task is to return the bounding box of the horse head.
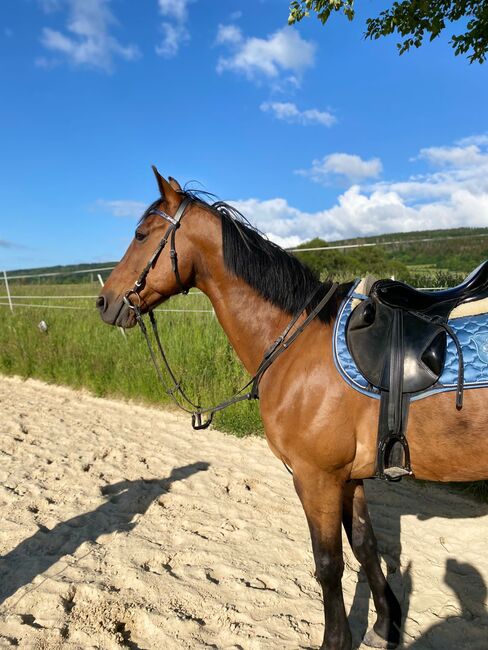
[97,167,198,328]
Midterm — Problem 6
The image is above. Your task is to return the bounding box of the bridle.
[122,195,339,431]
[123,196,192,310]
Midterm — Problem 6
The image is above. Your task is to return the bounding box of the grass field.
[0,283,262,436]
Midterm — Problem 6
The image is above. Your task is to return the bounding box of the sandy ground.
[0,376,487,649]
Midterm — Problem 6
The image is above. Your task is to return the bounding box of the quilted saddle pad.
[333,280,488,401]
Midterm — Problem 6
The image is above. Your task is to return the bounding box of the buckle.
[123,289,141,310]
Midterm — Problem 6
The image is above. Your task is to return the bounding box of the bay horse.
[97,169,488,650]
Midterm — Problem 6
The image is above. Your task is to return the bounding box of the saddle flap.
[346,299,447,394]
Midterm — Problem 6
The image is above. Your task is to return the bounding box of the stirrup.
[377,435,413,482]
[383,466,412,480]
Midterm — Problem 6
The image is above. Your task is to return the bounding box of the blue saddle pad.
[333,280,488,401]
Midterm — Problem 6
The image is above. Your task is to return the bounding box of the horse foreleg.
[342,480,401,649]
[294,467,352,650]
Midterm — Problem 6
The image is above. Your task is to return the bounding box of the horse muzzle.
[96,291,137,328]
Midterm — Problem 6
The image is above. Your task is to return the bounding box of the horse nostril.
[96,295,107,312]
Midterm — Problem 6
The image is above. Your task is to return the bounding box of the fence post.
[3,270,13,312]
[97,274,126,340]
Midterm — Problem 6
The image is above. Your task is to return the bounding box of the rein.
[123,196,338,430]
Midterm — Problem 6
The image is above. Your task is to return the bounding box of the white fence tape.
[286,232,488,253]
[0,293,203,300]
[6,266,116,281]
[0,302,214,313]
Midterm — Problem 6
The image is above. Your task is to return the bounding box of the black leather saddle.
[346,261,488,480]
[373,261,488,314]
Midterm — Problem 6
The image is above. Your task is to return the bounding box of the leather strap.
[249,282,339,399]
[412,311,465,409]
[388,309,404,435]
[131,197,192,293]
[170,224,188,294]
[377,392,412,481]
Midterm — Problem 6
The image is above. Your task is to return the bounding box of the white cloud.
[418,144,486,167]
[156,22,188,57]
[39,0,139,71]
[232,135,488,245]
[216,24,243,46]
[216,26,315,85]
[156,0,192,58]
[456,133,488,147]
[260,101,335,127]
[96,199,147,218]
[157,0,189,22]
[231,193,411,244]
[297,153,382,185]
[233,187,488,247]
[269,234,303,248]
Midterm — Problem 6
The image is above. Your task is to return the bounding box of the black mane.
[142,189,350,324]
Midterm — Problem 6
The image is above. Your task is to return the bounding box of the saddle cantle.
[345,261,488,481]
[372,260,488,313]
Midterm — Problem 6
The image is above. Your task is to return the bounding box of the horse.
[97,168,488,650]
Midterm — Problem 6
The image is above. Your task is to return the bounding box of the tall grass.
[0,284,262,436]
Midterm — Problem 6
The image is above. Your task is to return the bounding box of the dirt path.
[0,375,487,649]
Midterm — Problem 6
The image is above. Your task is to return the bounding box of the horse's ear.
[151,165,179,204]
[168,176,182,192]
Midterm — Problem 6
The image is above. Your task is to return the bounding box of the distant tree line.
[6,263,117,285]
[293,228,488,287]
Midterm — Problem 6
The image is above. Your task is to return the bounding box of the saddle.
[346,261,488,480]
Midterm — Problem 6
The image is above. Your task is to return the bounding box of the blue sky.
[1,0,488,270]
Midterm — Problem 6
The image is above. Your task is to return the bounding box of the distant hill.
[7,227,488,287]
[292,227,488,286]
[6,262,118,284]
[329,227,488,273]
[325,226,488,245]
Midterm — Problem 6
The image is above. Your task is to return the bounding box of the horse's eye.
[135,230,147,242]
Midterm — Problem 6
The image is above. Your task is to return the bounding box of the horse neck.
[203,276,296,374]
[190,213,307,375]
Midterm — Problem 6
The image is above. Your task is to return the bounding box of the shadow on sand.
[406,559,488,650]
[348,480,488,649]
[0,461,209,606]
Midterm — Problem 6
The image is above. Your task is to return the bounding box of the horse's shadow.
[406,559,488,650]
[0,462,209,607]
[348,480,488,649]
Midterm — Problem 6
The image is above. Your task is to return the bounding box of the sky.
[1,0,488,270]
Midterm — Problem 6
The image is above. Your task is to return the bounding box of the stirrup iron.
[377,435,413,482]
